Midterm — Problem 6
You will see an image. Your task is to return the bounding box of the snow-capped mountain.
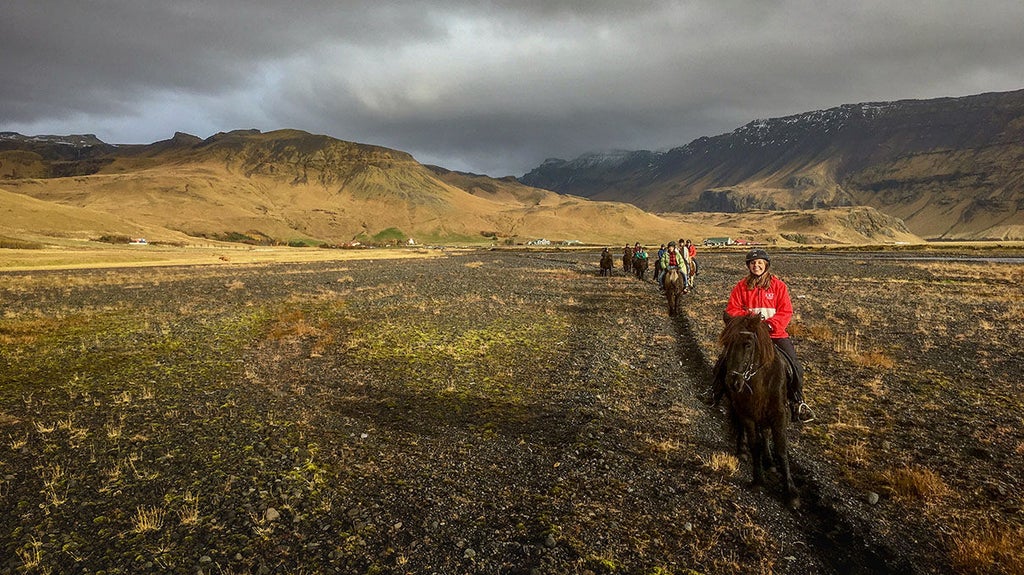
[519,89,1024,240]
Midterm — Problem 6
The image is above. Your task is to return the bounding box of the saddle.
[773,346,800,395]
[778,349,797,382]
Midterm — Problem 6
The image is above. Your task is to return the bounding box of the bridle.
[728,329,772,393]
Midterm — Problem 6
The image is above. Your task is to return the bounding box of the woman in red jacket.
[711,249,814,422]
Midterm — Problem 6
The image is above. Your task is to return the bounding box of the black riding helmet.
[745,248,771,265]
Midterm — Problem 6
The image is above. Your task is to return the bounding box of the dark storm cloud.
[4,0,1024,176]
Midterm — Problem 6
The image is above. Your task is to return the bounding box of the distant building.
[527,238,551,245]
[703,237,733,246]
[129,238,148,245]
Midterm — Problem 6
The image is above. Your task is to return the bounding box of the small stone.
[234,553,243,561]
[683,522,693,532]
[463,548,476,559]
[544,534,557,548]
[265,507,281,522]
[199,555,212,563]
[866,491,880,505]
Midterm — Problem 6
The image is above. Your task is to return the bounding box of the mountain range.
[14,89,1020,247]
[0,127,920,247]
[520,89,1024,241]
[0,129,693,246]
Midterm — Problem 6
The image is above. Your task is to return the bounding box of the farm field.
[1,248,1022,574]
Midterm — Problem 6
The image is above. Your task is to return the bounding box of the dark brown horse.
[663,267,685,316]
[599,249,614,277]
[718,314,800,508]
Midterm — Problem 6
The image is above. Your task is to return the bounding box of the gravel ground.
[1,247,1021,574]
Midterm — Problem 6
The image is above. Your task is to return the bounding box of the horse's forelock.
[664,267,681,288]
[719,314,773,354]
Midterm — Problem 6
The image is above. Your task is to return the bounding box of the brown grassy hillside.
[0,187,191,243]
[1,129,919,247]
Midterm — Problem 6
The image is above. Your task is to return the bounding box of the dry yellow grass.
[0,244,443,272]
[643,436,683,457]
[701,452,740,475]
[849,349,897,369]
[911,261,1024,283]
[883,465,951,501]
[950,523,1024,575]
[131,505,166,533]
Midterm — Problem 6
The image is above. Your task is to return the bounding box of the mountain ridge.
[2,129,719,246]
[520,89,1024,240]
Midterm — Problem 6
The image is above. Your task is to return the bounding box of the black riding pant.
[772,337,804,402]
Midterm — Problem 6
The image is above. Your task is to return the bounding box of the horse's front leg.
[730,408,747,461]
[771,423,800,509]
[763,431,777,474]
[745,420,764,487]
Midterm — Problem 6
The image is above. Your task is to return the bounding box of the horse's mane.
[719,314,776,363]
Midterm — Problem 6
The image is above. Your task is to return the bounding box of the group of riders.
[602,239,699,290]
[598,243,815,424]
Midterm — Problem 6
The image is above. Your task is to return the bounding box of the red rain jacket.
[725,275,793,339]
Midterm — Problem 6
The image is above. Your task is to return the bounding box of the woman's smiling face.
[747,258,768,276]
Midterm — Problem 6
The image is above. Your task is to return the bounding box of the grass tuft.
[950,523,1024,575]
[701,452,739,475]
[16,536,44,569]
[883,465,950,501]
[9,432,29,450]
[131,505,166,533]
[177,491,200,525]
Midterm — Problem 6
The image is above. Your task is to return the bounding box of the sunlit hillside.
[1,129,920,247]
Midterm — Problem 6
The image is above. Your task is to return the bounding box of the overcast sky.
[4,1,1023,176]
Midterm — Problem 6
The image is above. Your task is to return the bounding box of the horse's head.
[719,315,776,389]
[664,267,683,290]
[719,314,769,346]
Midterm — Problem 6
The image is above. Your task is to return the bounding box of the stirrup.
[796,402,815,423]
